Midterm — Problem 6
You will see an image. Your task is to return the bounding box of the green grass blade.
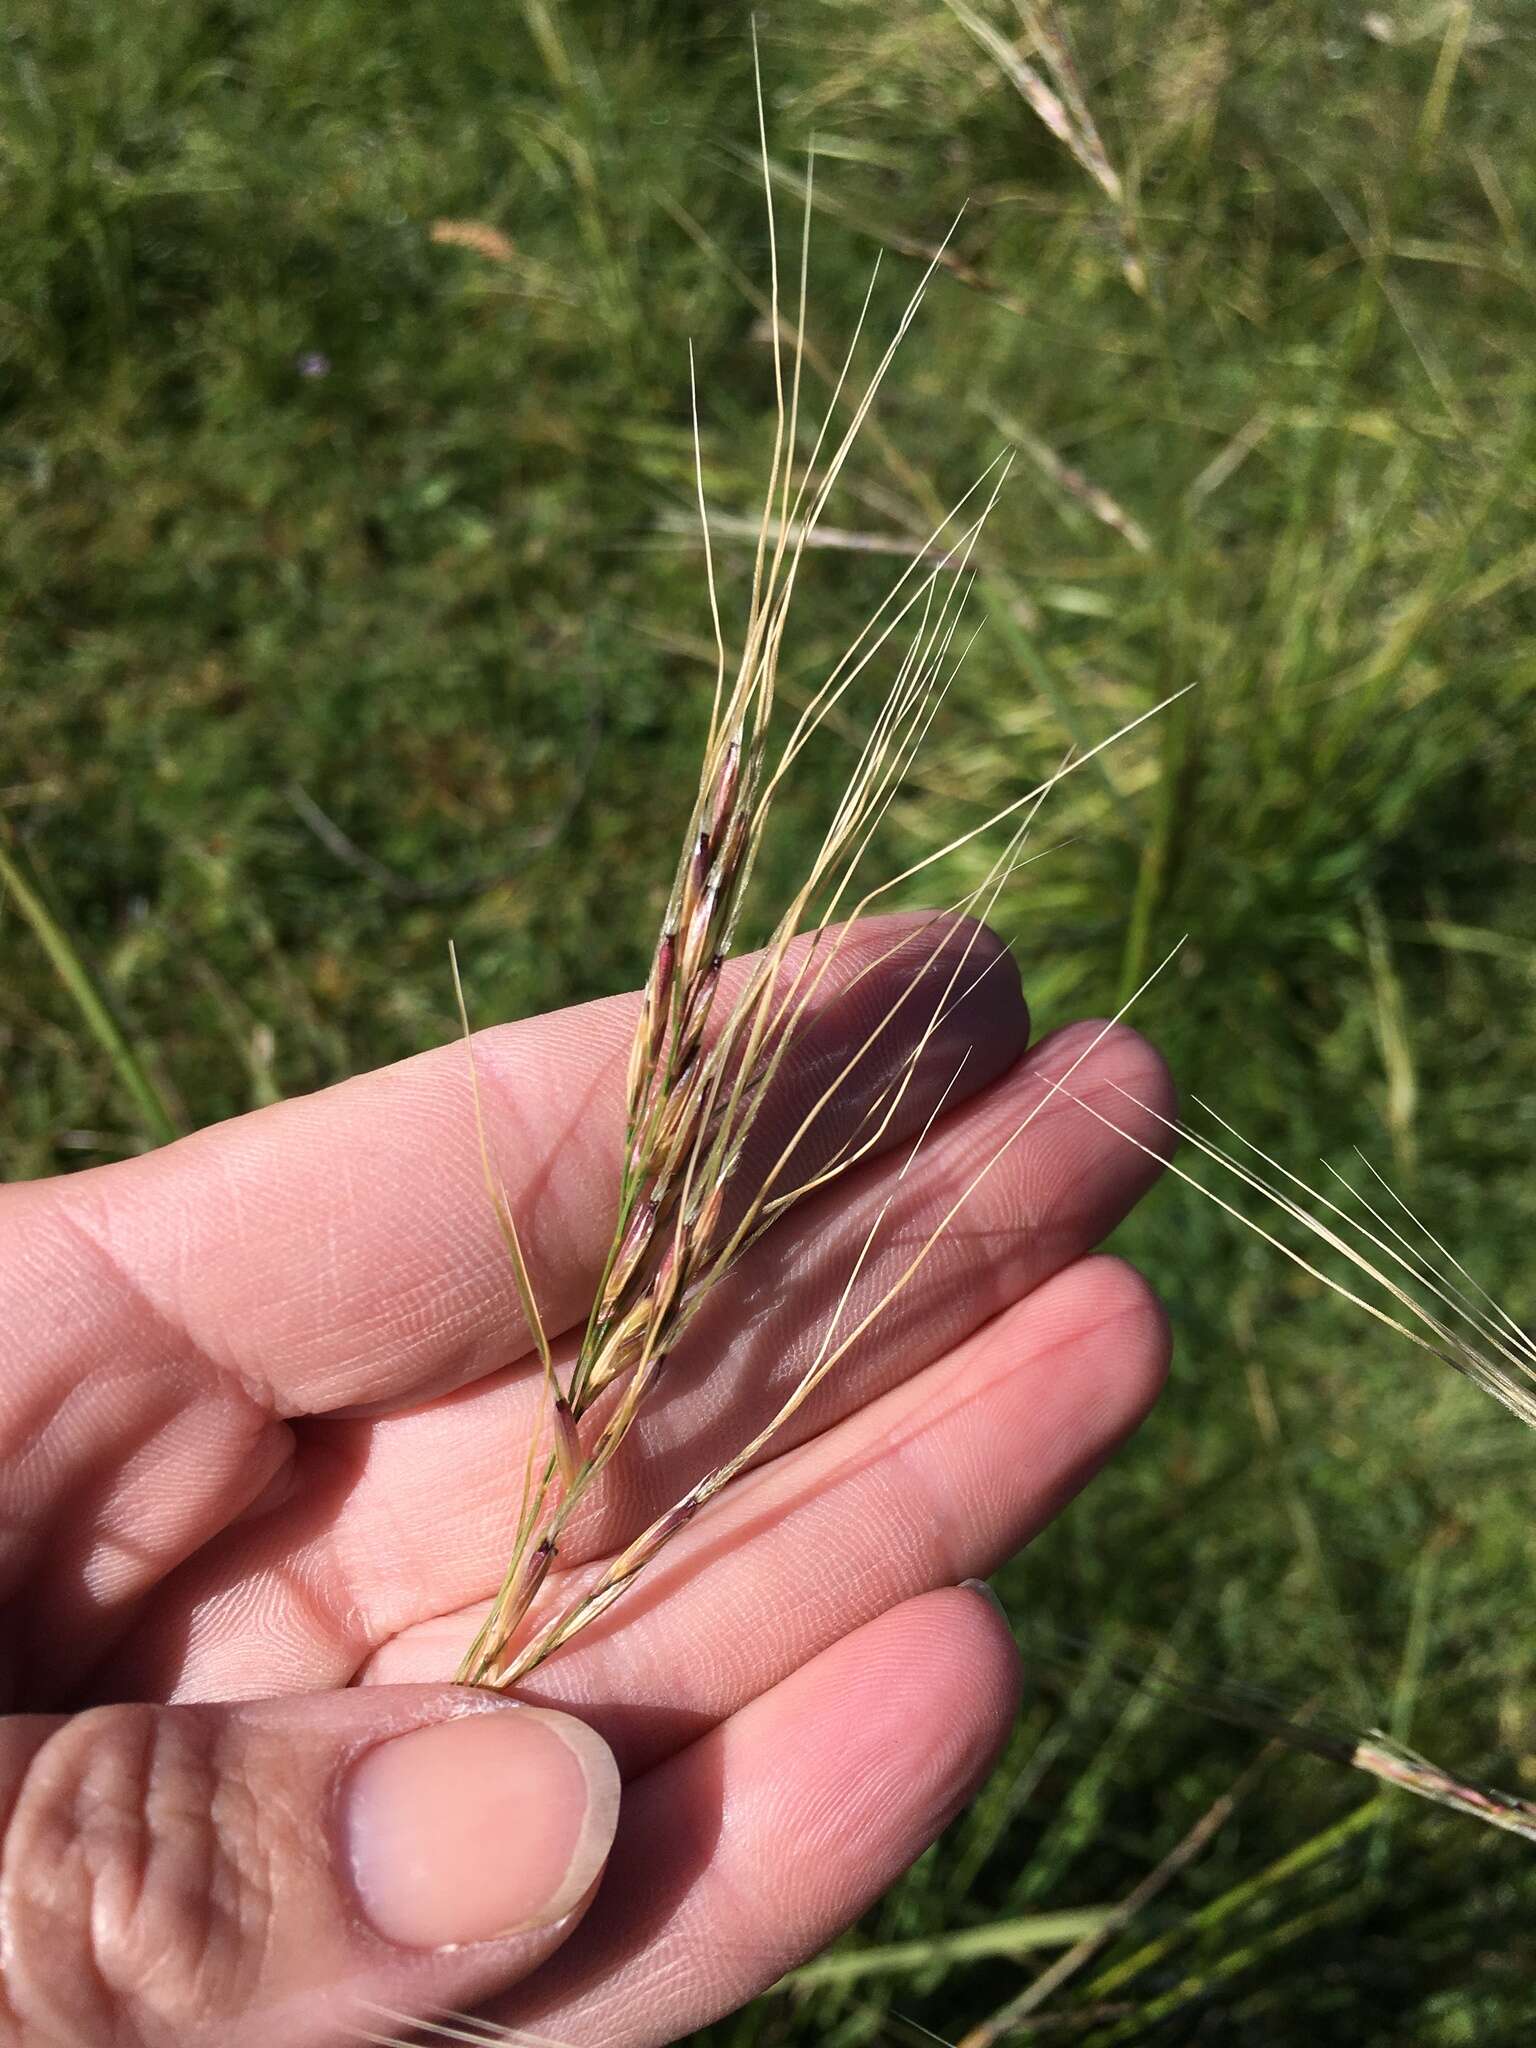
[785,1911,1119,1988]
[0,842,181,1148]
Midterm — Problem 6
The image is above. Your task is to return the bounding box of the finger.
[4,913,1026,1698]
[0,1687,618,2048]
[117,1024,1169,1702]
[481,1586,1021,2047]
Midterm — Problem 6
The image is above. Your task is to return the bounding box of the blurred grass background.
[4,0,1536,2039]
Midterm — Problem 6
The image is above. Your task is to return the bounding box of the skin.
[0,913,1173,2047]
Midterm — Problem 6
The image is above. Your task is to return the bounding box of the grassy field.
[5,0,1536,2039]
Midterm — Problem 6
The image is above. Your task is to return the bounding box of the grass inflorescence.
[453,88,1181,1689]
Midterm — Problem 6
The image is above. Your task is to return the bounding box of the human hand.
[0,913,1172,2047]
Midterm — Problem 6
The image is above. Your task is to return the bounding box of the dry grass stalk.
[429,219,517,263]
[989,408,1152,553]
[946,0,1149,296]
[1349,1733,1536,1845]
[958,1750,1275,2048]
[1157,1672,1536,1849]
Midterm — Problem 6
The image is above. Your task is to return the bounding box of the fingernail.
[961,1577,1010,1623]
[343,1705,619,1949]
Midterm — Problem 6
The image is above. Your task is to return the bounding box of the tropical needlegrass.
[5,2,1536,2042]
[451,107,1189,1694]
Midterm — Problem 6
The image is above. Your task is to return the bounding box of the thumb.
[0,1685,619,2048]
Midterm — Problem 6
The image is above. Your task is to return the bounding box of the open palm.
[1,913,1171,2047]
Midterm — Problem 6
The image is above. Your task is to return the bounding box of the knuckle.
[0,1706,270,2046]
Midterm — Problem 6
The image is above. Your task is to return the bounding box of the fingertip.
[946,1582,1026,1729]
[1032,1252,1172,1441]
[1030,1018,1177,1137]
[1086,1251,1173,1411]
[840,911,1030,1097]
[844,1588,1025,1818]
[921,912,1029,1045]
